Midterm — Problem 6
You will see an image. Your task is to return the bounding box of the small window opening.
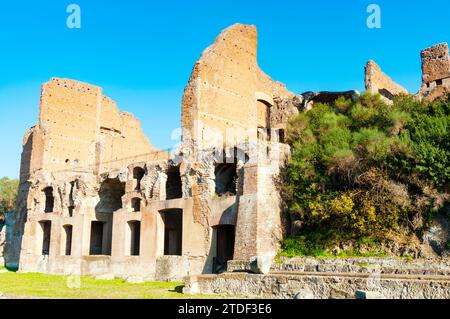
[43,187,54,213]
[133,167,145,191]
[166,166,182,200]
[63,225,73,256]
[215,163,237,196]
[68,181,75,217]
[131,197,141,212]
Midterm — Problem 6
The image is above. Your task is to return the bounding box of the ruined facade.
[365,42,450,103]
[419,43,450,101]
[365,60,408,103]
[6,24,299,280]
[6,24,449,282]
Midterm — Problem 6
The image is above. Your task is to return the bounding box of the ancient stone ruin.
[4,24,449,285]
[5,24,300,280]
[365,42,450,103]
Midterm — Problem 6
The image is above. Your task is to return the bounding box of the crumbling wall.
[181,23,294,150]
[7,78,159,270]
[365,60,408,102]
[36,78,155,174]
[180,24,298,265]
[421,43,450,84]
[419,43,450,101]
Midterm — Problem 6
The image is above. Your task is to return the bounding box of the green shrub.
[281,93,450,256]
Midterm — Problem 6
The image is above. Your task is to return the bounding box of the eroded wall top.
[421,43,450,84]
[181,23,294,150]
[22,78,156,180]
[365,60,408,102]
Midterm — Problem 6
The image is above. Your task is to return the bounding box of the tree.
[0,177,19,225]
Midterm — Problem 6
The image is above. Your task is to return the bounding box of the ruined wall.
[184,271,450,299]
[36,78,155,174]
[365,60,408,102]
[180,24,295,264]
[419,43,450,100]
[6,78,159,269]
[421,43,450,84]
[181,23,294,150]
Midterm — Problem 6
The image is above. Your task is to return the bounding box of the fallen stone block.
[250,254,274,274]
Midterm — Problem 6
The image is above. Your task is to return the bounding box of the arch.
[257,100,271,129]
[255,92,274,106]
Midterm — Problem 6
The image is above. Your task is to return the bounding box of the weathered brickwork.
[419,43,450,100]
[365,60,409,103]
[5,24,449,291]
[6,24,296,280]
[365,42,450,103]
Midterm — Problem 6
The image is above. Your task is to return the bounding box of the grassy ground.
[0,269,227,299]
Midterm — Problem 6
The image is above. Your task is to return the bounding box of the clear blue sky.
[1,0,449,179]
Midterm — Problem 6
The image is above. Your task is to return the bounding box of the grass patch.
[0,270,231,299]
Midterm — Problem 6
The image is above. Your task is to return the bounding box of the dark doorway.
[133,167,145,191]
[63,225,73,256]
[161,209,182,256]
[215,164,237,196]
[213,225,235,273]
[89,221,105,255]
[40,221,51,255]
[128,221,141,256]
[166,166,182,200]
[43,187,54,213]
[131,198,141,212]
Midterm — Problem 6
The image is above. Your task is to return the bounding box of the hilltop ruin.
[365,42,450,103]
